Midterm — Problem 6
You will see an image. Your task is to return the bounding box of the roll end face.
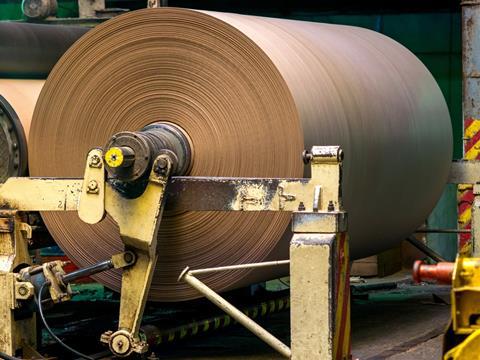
[0,96,28,184]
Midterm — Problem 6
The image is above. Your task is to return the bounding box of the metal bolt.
[154,158,168,175]
[157,158,168,169]
[328,201,335,212]
[337,148,344,161]
[18,285,28,296]
[88,180,98,191]
[302,150,313,164]
[117,340,124,349]
[124,252,134,264]
[298,202,306,211]
[12,142,17,150]
[89,155,101,167]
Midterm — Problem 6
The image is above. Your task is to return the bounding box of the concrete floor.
[152,278,451,359]
[351,282,449,359]
[44,273,451,359]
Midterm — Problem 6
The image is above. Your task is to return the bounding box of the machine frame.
[0,145,351,359]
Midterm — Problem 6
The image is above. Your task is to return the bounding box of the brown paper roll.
[0,79,44,180]
[0,79,44,140]
[29,8,452,301]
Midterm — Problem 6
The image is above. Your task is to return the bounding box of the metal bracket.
[100,154,173,357]
[43,260,71,303]
[79,148,105,224]
[0,144,349,358]
[0,213,36,356]
[291,211,347,233]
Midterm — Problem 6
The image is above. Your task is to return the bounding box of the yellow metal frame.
[0,145,351,359]
[0,211,37,357]
[443,256,480,359]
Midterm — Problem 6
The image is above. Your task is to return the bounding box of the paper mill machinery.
[0,4,466,360]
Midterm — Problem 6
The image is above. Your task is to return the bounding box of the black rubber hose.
[0,22,89,78]
[36,283,94,360]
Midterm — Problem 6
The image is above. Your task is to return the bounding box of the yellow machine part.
[443,257,480,359]
[445,329,480,360]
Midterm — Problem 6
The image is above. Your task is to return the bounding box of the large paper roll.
[29,8,452,301]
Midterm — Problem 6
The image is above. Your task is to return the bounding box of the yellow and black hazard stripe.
[333,232,351,360]
[143,295,290,347]
[457,118,480,254]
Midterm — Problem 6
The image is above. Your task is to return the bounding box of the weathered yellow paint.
[465,145,480,160]
[464,120,480,140]
[459,207,472,227]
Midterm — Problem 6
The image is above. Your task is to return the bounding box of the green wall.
[0,0,78,20]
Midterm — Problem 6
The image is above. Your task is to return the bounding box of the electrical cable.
[36,283,94,360]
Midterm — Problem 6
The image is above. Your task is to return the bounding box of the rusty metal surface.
[29,8,452,301]
[165,177,307,211]
[449,161,480,184]
[463,0,480,124]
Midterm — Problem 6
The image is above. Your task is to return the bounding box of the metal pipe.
[179,271,291,358]
[405,236,447,263]
[187,260,290,276]
[412,260,454,285]
[62,259,113,284]
[141,295,290,347]
[461,0,480,254]
[462,0,480,124]
[415,228,471,234]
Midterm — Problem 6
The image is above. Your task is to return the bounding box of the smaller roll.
[0,23,89,79]
[0,79,44,181]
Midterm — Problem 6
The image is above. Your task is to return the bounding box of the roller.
[0,22,89,78]
[29,8,452,301]
[0,22,89,181]
[0,79,44,182]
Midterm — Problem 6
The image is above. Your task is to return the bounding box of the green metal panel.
[0,2,22,20]
[0,0,78,20]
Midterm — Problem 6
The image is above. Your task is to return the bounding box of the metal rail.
[406,236,447,263]
[178,262,292,358]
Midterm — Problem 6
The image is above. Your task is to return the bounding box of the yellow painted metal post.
[290,146,350,360]
[0,212,36,356]
[290,232,350,360]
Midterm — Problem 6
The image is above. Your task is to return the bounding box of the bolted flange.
[101,329,147,357]
[104,122,192,182]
